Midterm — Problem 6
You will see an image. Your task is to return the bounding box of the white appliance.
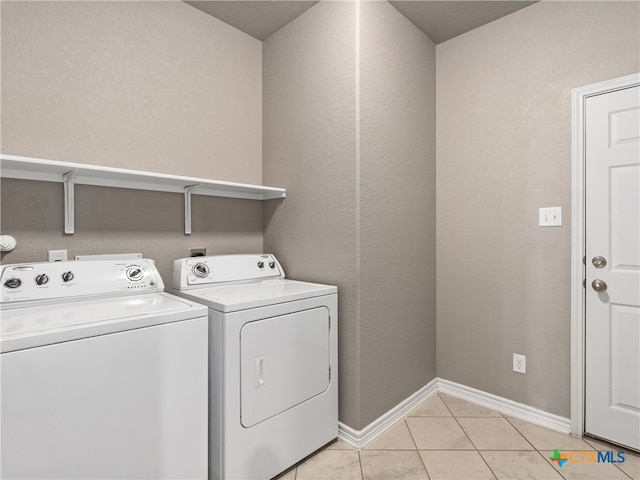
[1,259,209,480]
[171,254,338,480]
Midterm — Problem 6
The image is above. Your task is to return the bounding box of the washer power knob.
[257,261,265,269]
[35,274,49,286]
[62,271,74,283]
[269,261,276,269]
[4,278,22,289]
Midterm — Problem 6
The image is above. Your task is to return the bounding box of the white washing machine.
[1,259,209,480]
[171,254,338,480]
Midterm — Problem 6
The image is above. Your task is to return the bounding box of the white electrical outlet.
[48,250,68,262]
[513,353,526,374]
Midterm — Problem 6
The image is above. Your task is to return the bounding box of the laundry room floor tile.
[326,438,357,450]
[439,394,503,417]
[364,421,416,450]
[405,417,475,450]
[407,394,452,417]
[480,451,563,480]
[507,417,595,451]
[292,393,639,480]
[419,450,496,480]
[540,450,631,479]
[580,438,640,480]
[458,417,534,450]
[616,450,640,480]
[359,450,428,480]
[296,449,362,480]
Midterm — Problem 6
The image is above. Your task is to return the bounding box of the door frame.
[570,72,640,437]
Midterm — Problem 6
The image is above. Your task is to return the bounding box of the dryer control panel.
[1,259,163,305]
[172,254,284,289]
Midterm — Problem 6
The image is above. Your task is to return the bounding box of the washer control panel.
[1,259,163,304]
[173,254,284,289]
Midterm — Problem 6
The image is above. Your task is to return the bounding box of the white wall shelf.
[0,154,286,235]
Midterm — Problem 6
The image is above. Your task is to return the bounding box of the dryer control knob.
[35,274,49,286]
[192,263,209,278]
[4,278,21,289]
[269,262,276,269]
[257,261,265,269]
[62,271,74,283]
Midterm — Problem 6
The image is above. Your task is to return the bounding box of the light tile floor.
[276,393,640,480]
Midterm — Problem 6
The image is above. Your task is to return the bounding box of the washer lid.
[1,292,207,353]
[174,279,337,312]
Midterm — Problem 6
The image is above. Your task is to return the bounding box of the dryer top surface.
[172,279,336,313]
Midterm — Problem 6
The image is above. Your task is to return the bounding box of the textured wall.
[436,0,640,417]
[264,0,436,429]
[1,1,264,275]
[0,180,262,282]
[1,0,262,182]
[359,1,436,426]
[263,1,360,427]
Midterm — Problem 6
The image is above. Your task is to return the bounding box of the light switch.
[539,207,562,227]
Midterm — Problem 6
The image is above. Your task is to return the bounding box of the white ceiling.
[184,1,538,44]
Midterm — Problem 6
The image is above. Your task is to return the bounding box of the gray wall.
[263,1,360,428]
[359,1,436,426]
[1,1,264,279]
[263,1,436,429]
[436,0,640,417]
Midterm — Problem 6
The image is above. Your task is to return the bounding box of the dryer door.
[240,307,330,428]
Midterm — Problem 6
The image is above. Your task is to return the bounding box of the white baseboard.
[338,378,438,449]
[437,378,571,434]
[338,377,571,448]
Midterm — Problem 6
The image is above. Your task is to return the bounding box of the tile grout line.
[611,456,634,480]
[534,450,570,480]
[403,418,431,480]
[503,416,543,452]
[439,393,481,451]
[582,437,636,480]
[613,463,634,480]
[439,393,501,480]
[503,416,572,480]
[357,448,364,480]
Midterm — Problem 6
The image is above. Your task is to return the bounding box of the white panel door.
[585,85,640,450]
[240,307,330,428]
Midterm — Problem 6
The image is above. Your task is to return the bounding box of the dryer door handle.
[254,356,265,389]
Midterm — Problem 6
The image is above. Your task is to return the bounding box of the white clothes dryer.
[172,254,338,480]
[1,259,208,480]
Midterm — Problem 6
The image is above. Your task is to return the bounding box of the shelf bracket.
[63,169,78,235]
[184,184,201,235]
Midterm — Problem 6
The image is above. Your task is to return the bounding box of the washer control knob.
[4,278,22,289]
[257,261,265,269]
[35,274,49,286]
[269,262,276,269]
[62,271,74,283]
[192,263,209,278]
[126,266,144,282]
